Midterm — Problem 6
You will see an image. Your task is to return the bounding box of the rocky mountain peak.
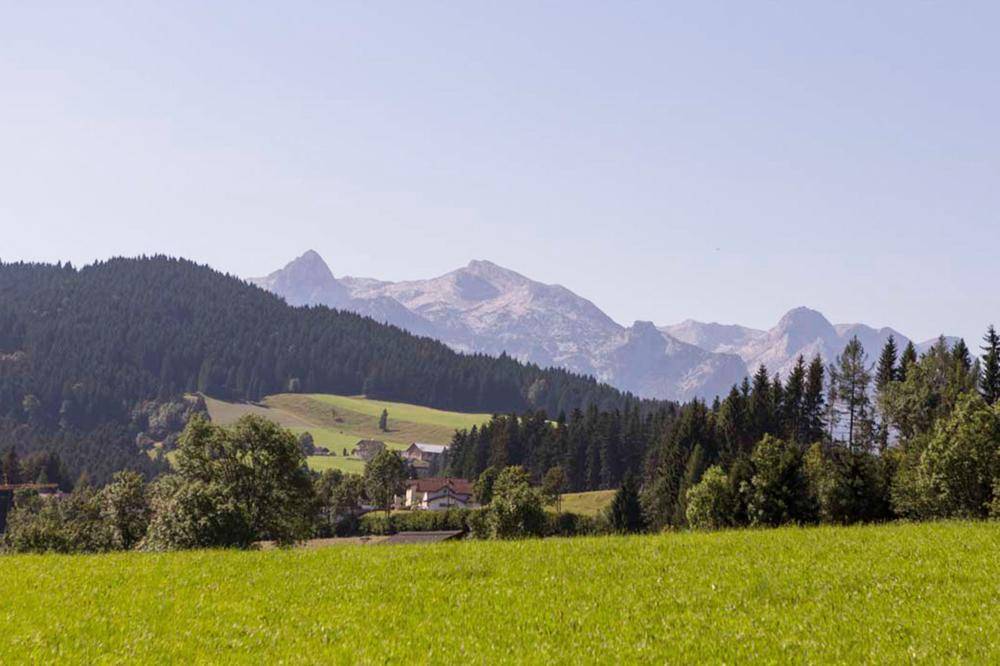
[250,250,347,307]
[458,259,533,290]
[251,253,957,403]
[776,306,834,334]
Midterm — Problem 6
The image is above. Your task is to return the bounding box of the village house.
[401,442,446,464]
[402,477,476,511]
[351,439,386,462]
[400,442,447,477]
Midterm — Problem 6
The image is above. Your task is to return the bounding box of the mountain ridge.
[252,251,957,400]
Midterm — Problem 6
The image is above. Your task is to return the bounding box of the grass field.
[559,489,615,517]
[4,522,1000,663]
[203,393,492,474]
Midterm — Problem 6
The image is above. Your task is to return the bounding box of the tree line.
[448,329,1000,531]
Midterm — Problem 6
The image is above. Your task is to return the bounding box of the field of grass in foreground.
[4,522,1000,663]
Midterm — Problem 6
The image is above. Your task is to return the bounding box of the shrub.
[100,470,151,550]
[545,511,606,537]
[358,508,478,535]
[486,466,546,539]
[3,485,112,554]
[685,466,736,530]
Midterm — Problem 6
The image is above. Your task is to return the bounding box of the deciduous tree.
[364,449,407,520]
[486,466,545,539]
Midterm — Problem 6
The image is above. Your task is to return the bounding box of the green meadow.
[4,522,1000,663]
[203,393,492,474]
[558,489,616,517]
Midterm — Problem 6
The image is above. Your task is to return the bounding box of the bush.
[486,466,546,539]
[359,508,479,535]
[545,511,607,537]
[3,485,112,554]
[685,466,736,530]
[100,470,151,550]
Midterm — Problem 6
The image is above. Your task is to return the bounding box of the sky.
[1,2,997,347]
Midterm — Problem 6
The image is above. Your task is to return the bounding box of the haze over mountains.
[253,251,953,402]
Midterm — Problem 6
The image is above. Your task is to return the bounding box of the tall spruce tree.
[952,339,973,373]
[981,325,1000,406]
[874,336,900,451]
[770,373,785,436]
[749,365,773,441]
[802,355,826,443]
[607,472,645,533]
[898,341,918,382]
[875,336,899,391]
[783,356,807,443]
[829,337,874,451]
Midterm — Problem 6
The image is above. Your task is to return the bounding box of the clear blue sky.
[2,2,997,346]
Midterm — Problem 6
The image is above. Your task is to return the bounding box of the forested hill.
[0,257,660,480]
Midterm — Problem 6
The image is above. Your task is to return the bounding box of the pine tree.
[783,356,806,443]
[875,336,898,391]
[749,365,773,440]
[898,341,918,382]
[981,325,1000,406]
[378,408,388,432]
[607,472,645,533]
[770,373,785,436]
[829,337,874,451]
[874,336,899,452]
[802,355,826,443]
[674,444,707,526]
[952,339,973,373]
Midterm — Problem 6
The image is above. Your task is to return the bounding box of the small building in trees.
[401,442,446,464]
[402,478,475,511]
[351,440,386,462]
[401,442,448,478]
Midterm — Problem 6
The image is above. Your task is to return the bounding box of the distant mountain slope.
[663,307,957,377]
[253,252,748,401]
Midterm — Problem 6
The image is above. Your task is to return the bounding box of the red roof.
[406,477,473,495]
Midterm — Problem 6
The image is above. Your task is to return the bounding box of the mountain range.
[252,251,953,401]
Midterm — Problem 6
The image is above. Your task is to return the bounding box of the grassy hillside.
[559,489,616,517]
[204,393,492,474]
[4,522,1000,662]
